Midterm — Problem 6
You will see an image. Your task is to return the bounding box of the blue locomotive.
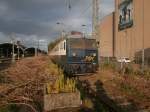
[49,36,99,75]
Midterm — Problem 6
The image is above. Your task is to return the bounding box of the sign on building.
[118,0,133,30]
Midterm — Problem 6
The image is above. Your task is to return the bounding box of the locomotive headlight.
[72,52,76,57]
[93,53,96,57]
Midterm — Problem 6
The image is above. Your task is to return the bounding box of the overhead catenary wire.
[55,0,92,34]
[53,0,101,36]
[77,1,93,19]
[67,1,94,35]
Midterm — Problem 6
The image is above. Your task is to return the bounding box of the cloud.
[0,0,114,47]
[0,2,8,16]
[0,32,10,43]
[100,0,115,18]
[0,32,48,51]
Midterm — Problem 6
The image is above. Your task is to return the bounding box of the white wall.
[49,39,66,56]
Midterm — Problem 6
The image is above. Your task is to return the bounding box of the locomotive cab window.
[64,42,66,50]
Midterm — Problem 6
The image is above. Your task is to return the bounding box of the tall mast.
[92,0,99,40]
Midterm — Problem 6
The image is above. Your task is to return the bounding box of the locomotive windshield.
[66,38,98,64]
[68,38,97,49]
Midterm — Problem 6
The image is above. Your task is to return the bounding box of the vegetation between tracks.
[0,56,77,112]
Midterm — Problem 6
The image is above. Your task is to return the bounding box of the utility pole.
[11,33,16,63]
[37,40,39,56]
[68,0,71,10]
[82,24,87,38]
[92,0,100,65]
[17,41,20,60]
[17,45,19,60]
[92,0,99,40]
[142,0,145,71]
[35,40,39,57]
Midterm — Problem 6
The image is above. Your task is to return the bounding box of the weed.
[0,105,21,112]
[46,72,77,94]
[0,71,10,83]
[101,61,116,71]
[124,65,134,74]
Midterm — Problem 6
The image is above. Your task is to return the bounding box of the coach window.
[64,42,66,50]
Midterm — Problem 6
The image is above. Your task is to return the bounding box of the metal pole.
[7,49,8,58]
[10,33,16,63]
[17,46,19,60]
[92,0,99,40]
[0,48,2,57]
[93,0,100,65]
[142,0,145,71]
[82,24,86,38]
[38,40,39,56]
[12,39,15,63]
[35,47,37,57]
[23,50,25,58]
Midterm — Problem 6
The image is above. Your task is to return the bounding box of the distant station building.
[0,43,23,59]
[99,0,150,64]
[0,42,47,60]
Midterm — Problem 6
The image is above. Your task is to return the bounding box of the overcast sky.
[0,0,114,50]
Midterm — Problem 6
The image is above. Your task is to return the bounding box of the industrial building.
[99,12,115,58]
[99,0,150,64]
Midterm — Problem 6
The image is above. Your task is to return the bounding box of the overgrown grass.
[0,71,10,83]
[101,61,150,80]
[138,68,150,80]
[100,61,150,108]
[100,61,117,71]
[120,82,145,99]
[124,65,134,74]
[0,105,21,112]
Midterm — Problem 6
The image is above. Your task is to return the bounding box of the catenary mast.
[92,0,99,41]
